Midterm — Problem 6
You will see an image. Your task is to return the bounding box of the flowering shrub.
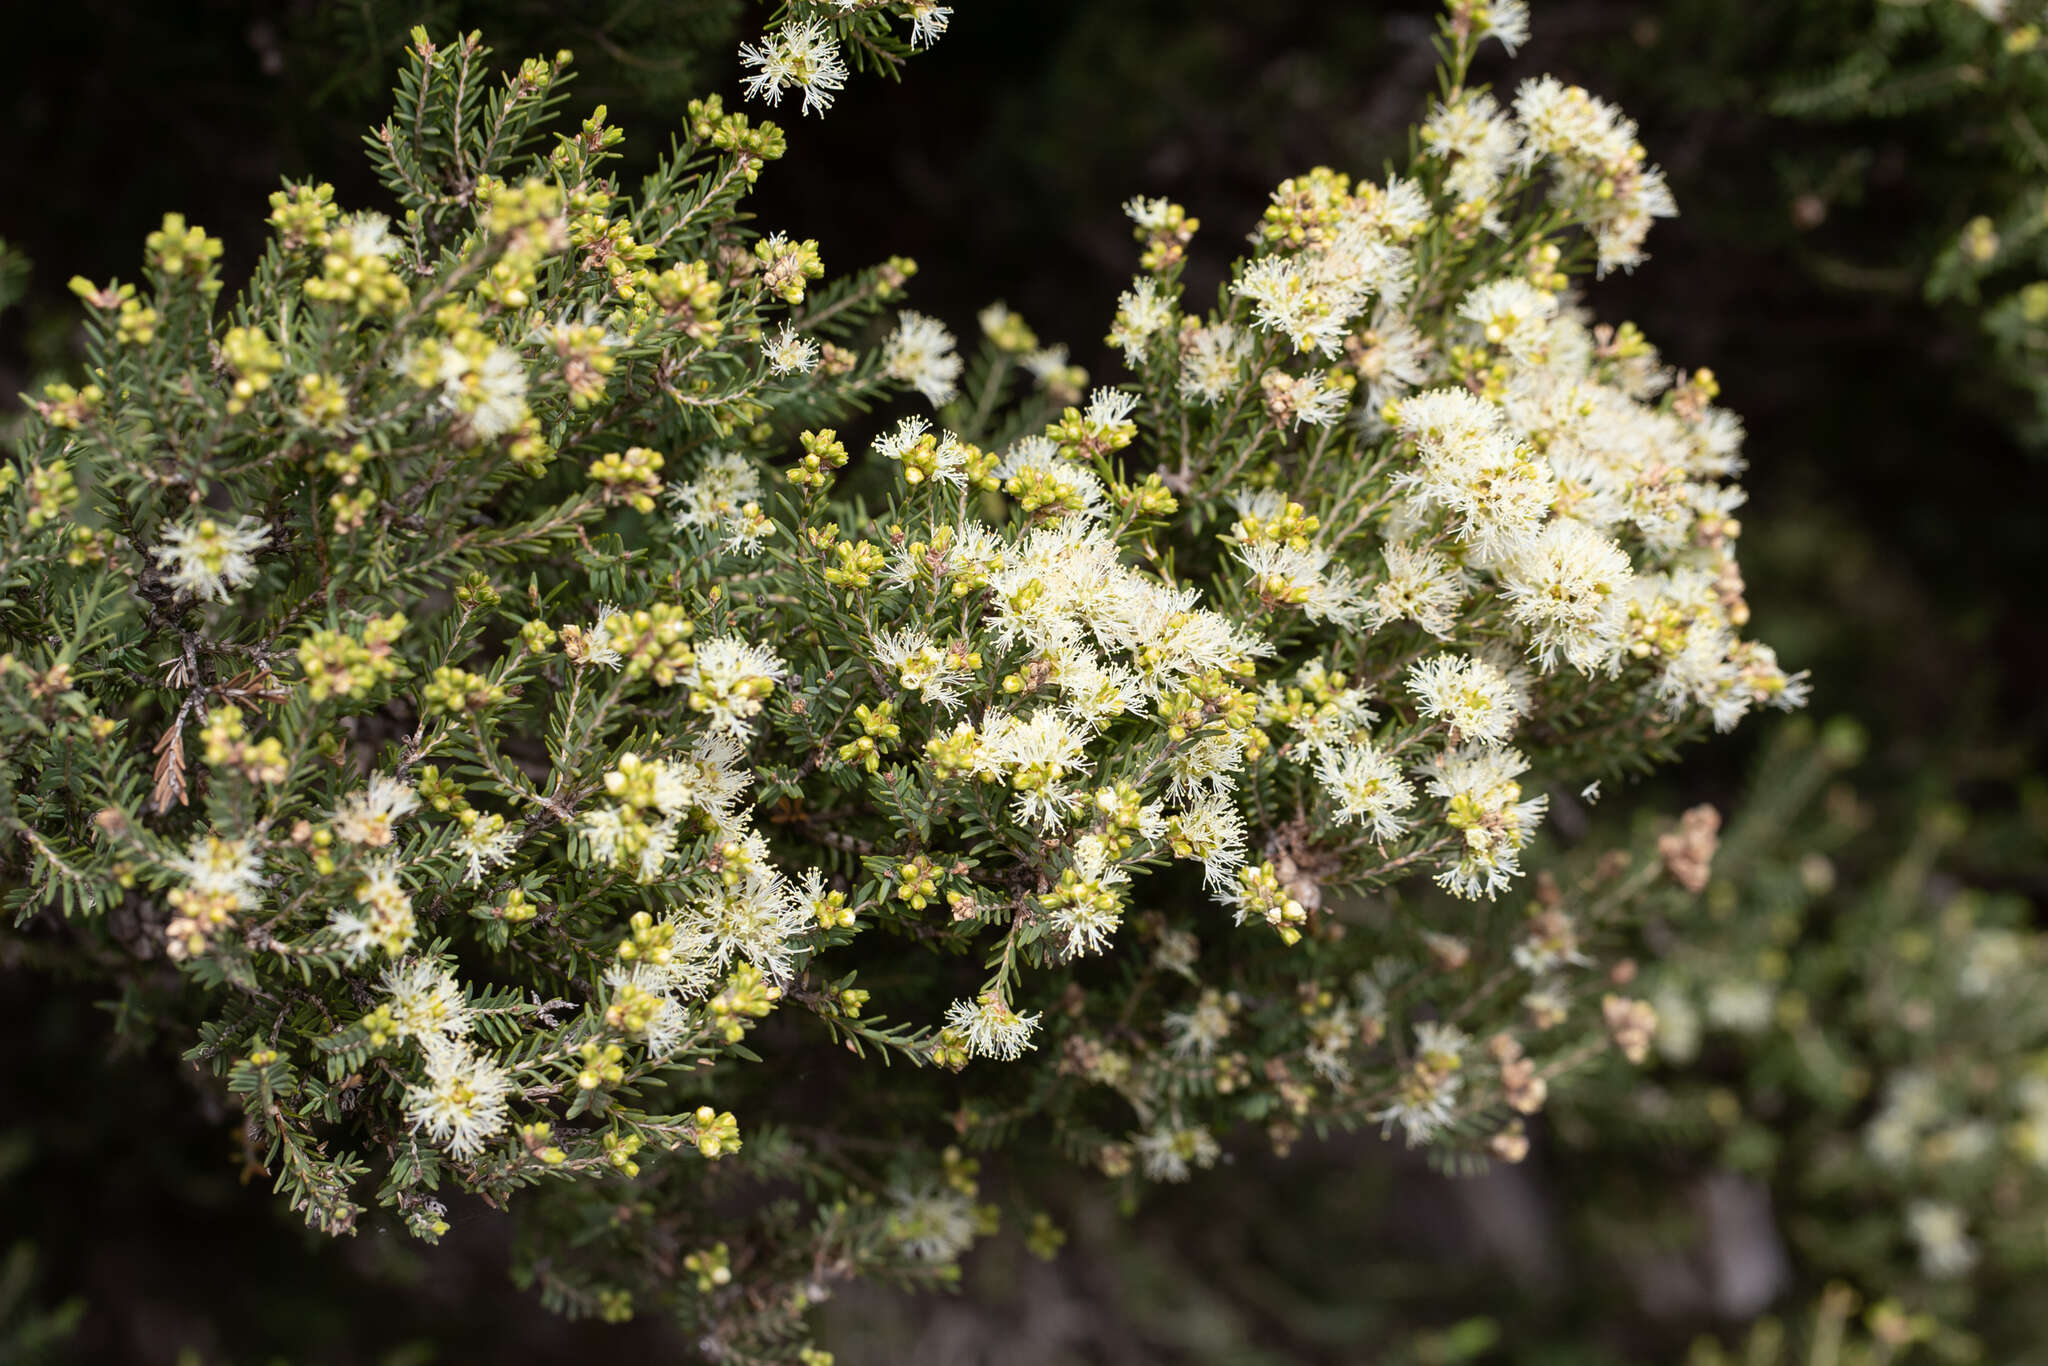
[0,4,1802,1358]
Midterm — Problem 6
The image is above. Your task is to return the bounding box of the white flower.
[1349,310,1432,412]
[1046,646,1142,728]
[669,450,765,534]
[1266,663,1378,755]
[574,604,627,670]
[667,456,770,557]
[1047,896,1121,958]
[1651,985,1702,1064]
[1417,1020,1469,1061]
[578,806,630,871]
[1315,742,1416,840]
[603,962,694,1055]
[872,414,970,486]
[874,628,976,709]
[1514,76,1637,172]
[331,774,420,848]
[1373,1022,1468,1146]
[1512,76,1676,275]
[1106,276,1177,365]
[381,959,473,1042]
[1421,91,1522,214]
[1131,594,1271,688]
[1085,386,1139,428]
[1178,321,1249,403]
[1238,541,1367,625]
[1235,256,1361,357]
[403,1040,513,1159]
[1877,1070,1943,1129]
[997,434,1107,519]
[330,856,415,962]
[720,507,773,557]
[681,733,753,820]
[1167,787,1249,890]
[1262,368,1351,429]
[1589,178,1676,276]
[1500,518,1634,673]
[453,812,518,885]
[342,211,400,258]
[978,708,1091,781]
[1155,929,1202,978]
[1390,387,1504,454]
[1164,732,1247,807]
[737,18,848,118]
[1392,389,1557,563]
[326,909,381,965]
[945,993,1042,1061]
[887,1185,980,1262]
[1473,0,1531,54]
[1132,1123,1220,1183]
[904,0,952,49]
[882,310,962,406]
[1425,744,1549,900]
[1958,927,2026,997]
[152,516,272,603]
[1022,343,1077,389]
[1042,833,1131,956]
[981,519,1268,688]
[1123,196,1177,231]
[1459,278,1558,361]
[1368,542,1466,638]
[1662,632,1807,733]
[978,300,1024,340]
[1513,906,1592,977]
[166,831,266,905]
[618,929,724,1003]
[2014,1078,2048,1172]
[886,518,1007,595]
[1163,990,1235,1060]
[1406,653,1526,746]
[1704,980,1775,1035]
[684,637,788,737]
[1906,1201,1979,1280]
[438,344,528,440]
[760,322,819,376]
[1366,176,1434,241]
[683,864,811,982]
[1305,1010,1359,1082]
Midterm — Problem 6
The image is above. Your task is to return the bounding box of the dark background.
[3,2,2043,1361]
